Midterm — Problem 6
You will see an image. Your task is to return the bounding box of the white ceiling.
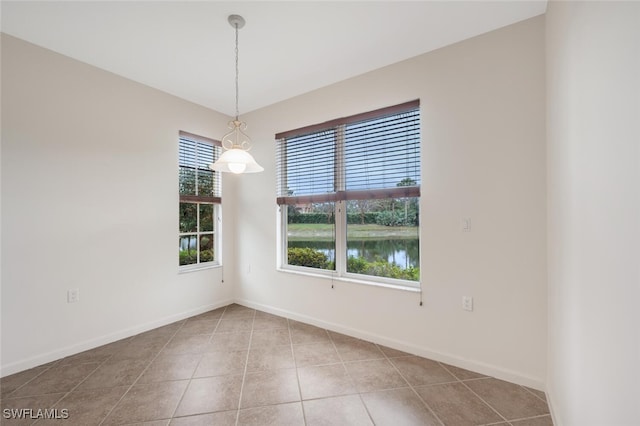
[1,1,547,116]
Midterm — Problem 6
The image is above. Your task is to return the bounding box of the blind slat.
[179,133,222,201]
[276,102,420,204]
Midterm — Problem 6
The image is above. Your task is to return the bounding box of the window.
[178,131,221,269]
[276,100,421,287]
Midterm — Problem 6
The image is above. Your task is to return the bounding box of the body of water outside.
[288,222,419,270]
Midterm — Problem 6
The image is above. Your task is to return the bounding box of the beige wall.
[2,15,548,388]
[0,34,238,375]
[546,1,640,424]
[236,16,547,388]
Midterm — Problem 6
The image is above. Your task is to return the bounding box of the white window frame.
[179,202,221,273]
[276,102,421,290]
[178,131,222,272]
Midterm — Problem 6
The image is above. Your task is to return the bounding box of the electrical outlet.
[462,296,473,311]
[67,289,80,303]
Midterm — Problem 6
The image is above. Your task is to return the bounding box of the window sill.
[179,263,222,274]
[276,266,421,293]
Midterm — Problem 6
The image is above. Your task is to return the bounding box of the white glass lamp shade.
[210,148,264,174]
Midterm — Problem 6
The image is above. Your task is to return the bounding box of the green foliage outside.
[346,256,419,281]
[179,249,214,266]
[287,247,418,281]
[287,247,334,270]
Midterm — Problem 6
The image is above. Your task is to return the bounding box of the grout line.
[288,318,308,425]
[459,379,510,424]
[325,328,377,426]
[520,384,548,403]
[168,310,226,421]
[3,359,63,401]
[233,308,256,426]
[18,304,550,426]
[379,344,445,426]
[508,413,554,423]
[97,317,189,426]
[28,359,108,426]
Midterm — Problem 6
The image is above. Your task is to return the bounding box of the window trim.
[178,202,222,273]
[276,101,421,289]
[179,131,222,270]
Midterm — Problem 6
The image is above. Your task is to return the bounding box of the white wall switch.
[462,218,471,232]
[462,296,473,311]
[67,288,80,303]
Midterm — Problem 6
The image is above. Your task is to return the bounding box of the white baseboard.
[236,298,547,391]
[545,384,562,426]
[0,299,232,377]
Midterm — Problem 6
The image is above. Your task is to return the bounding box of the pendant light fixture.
[210,14,264,174]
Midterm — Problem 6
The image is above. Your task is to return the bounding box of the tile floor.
[1,304,553,425]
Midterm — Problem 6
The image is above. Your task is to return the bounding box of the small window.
[276,100,421,287]
[179,131,221,269]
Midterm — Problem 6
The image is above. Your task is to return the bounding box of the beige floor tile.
[209,331,251,351]
[216,318,254,333]
[189,307,226,321]
[0,393,66,426]
[133,328,180,345]
[440,363,487,381]
[3,303,552,425]
[293,342,341,367]
[58,342,123,365]
[162,334,212,355]
[10,363,100,397]
[303,394,373,426]
[170,411,238,425]
[511,415,555,425]
[240,369,300,408]
[101,380,188,425]
[173,375,243,417]
[78,357,150,389]
[290,323,330,345]
[123,420,170,426]
[344,359,408,392]
[377,345,412,358]
[138,353,202,383]
[38,386,128,425]
[0,365,50,398]
[415,382,503,426]
[109,340,166,361]
[237,402,304,425]
[327,330,355,343]
[524,386,548,401]
[250,328,291,347]
[465,378,550,420]
[252,314,289,330]
[361,387,440,426]
[334,339,385,362]
[247,345,295,372]
[254,311,282,320]
[390,356,457,386]
[193,350,247,378]
[298,363,357,400]
[140,321,185,336]
[220,305,256,320]
[175,318,219,336]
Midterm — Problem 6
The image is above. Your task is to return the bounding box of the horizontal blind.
[276,101,420,205]
[276,129,336,204]
[344,108,420,199]
[179,131,221,203]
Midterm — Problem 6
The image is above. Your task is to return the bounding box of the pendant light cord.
[234,23,240,121]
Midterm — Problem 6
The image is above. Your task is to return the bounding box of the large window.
[179,131,221,269]
[276,100,421,287]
